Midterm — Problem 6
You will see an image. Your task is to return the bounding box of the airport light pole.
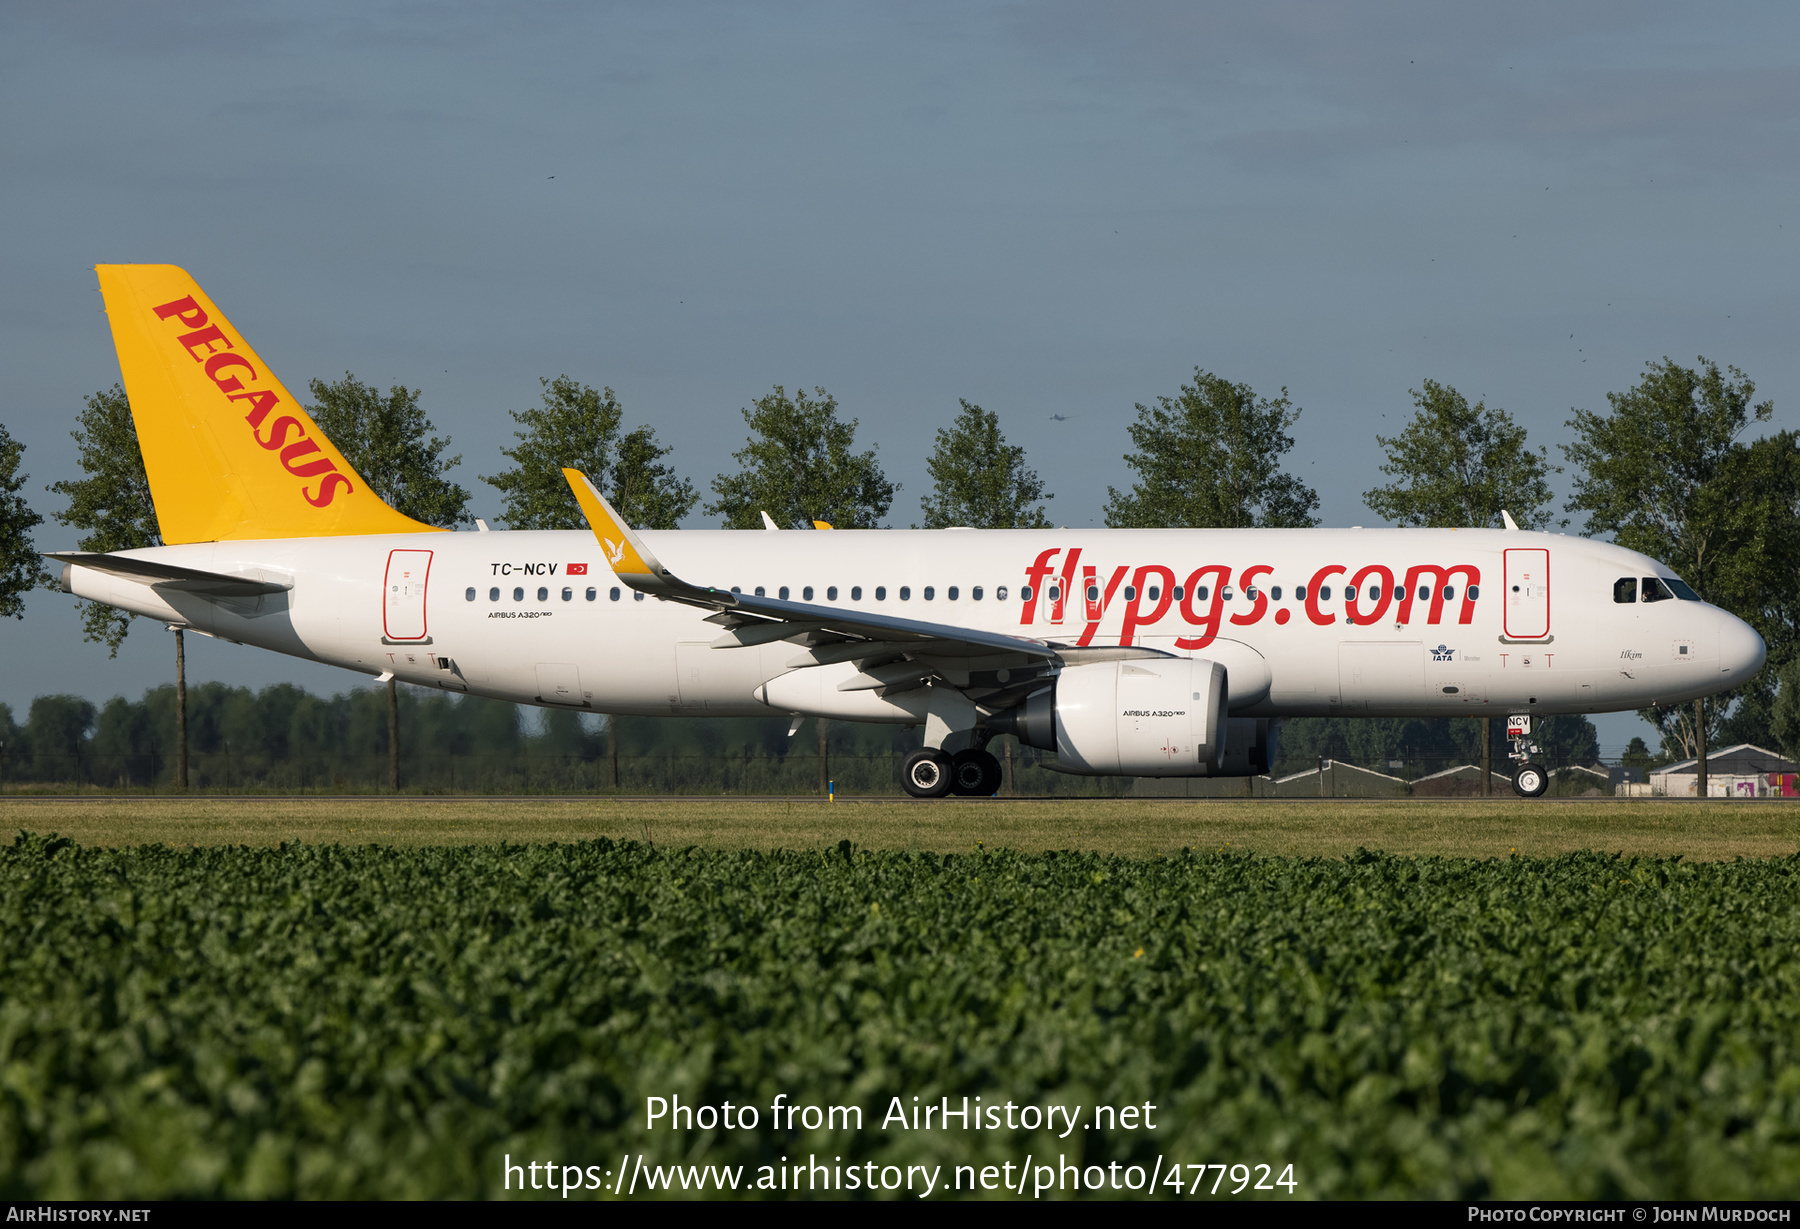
[1696,699,1708,797]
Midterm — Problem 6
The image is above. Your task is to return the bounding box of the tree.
[482,379,697,531]
[48,387,194,786]
[1104,369,1318,528]
[0,421,48,619]
[47,387,159,651]
[307,374,472,527]
[482,377,623,530]
[611,425,697,530]
[1364,380,1560,529]
[1563,356,1789,755]
[920,400,1051,529]
[707,386,894,529]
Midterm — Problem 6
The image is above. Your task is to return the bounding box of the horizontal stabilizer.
[47,551,291,597]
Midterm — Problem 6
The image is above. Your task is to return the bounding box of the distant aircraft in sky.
[51,265,1765,799]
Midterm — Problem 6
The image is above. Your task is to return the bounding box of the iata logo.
[1431,644,1455,662]
[152,295,354,508]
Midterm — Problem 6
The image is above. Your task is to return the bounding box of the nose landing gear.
[1506,715,1549,798]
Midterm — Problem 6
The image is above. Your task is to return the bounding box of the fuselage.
[65,526,1766,725]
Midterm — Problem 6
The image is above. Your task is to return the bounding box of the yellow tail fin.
[95,264,443,544]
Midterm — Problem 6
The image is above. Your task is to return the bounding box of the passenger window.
[1419,586,1430,601]
[1468,585,1479,600]
[826,586,837,601]
[1123,585,1136,601]
[489,587,500,601]
[1614,577,1637,603]
[1173,586,1184,600]
[1344,586,1356,601]
[1017,585,1030,601]
[803,586,814,601]
[1320,586,1331,601]
[1642,577,1675,603]
[513,587,524,601]
[1247,586,1260,600]
[1443,587,1454,600]
[1365,586,1376,601]
[1270,586,1281,601]
[634,591,644,602]
[755,586,766,597]
[1148,586,1160,601]
[875,586,887,600]
[851,586,862,600]
[1196,586,1209,601]
[561,587,572,601]
[464,587,476,601]
[1295,585,1306,601]
[1048,586,1060,601]
[996,586,1007,600]
[924,586,935,600]
[779,586,790,600]
[537,586,549,602]
[610,587,621,601]
[901,586,912,600]
[1086,585,1098,601]
[1667,577,1701,601]
[972,586,983,600]
[585,587,596,601]
[948,586,959,600]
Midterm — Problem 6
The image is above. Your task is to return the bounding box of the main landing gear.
[900,747,1002,799]
[1507,716,1549,798]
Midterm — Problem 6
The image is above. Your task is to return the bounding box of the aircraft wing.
[46,551,292,597]
[561,469,1165,699]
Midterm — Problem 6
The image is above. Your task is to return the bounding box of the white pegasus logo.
[603,537,626,565]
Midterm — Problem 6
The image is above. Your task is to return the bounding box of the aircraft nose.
[1718,611,1766,688]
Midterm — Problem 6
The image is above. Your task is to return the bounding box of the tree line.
[0,677,1601,794]
[2,353,1796,783]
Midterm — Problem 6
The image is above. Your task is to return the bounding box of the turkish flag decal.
[568,563,589,575]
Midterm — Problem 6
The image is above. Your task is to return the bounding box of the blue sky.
[4,2,1797,752]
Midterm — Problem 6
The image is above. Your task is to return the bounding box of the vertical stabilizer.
[95,264,443,543]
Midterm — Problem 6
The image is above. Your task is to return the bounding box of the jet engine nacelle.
[1000,657,1249,777]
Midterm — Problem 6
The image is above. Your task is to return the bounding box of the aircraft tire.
[949,749,1003,797]
[901,749,954,798]
[1512,762,1549,798]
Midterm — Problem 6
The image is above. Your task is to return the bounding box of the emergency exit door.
[383,549,433,641]
[1503,548,1549,639]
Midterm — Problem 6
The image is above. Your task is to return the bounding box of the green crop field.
[3,828,1799,1199]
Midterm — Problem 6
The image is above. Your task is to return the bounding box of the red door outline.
[383,549,434,641]
[1503,547,1549,639]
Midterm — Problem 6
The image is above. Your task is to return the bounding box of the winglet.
[811,520,834,530]
[562,468,667,579]
[1500,509,1520,531]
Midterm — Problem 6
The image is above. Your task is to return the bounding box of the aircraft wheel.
[1512,763,1549,798]
[901,749,954,798]
[950,749,1003,797]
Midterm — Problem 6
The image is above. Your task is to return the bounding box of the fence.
[1,749,1633,798]
[0,746,1141,797]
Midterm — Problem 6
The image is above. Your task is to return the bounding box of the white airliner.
[52,266,1765,798]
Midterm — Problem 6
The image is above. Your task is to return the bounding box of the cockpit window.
[1665,577,1701,601]
[1641,576,1675,603]
[1613,577,1637,604]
